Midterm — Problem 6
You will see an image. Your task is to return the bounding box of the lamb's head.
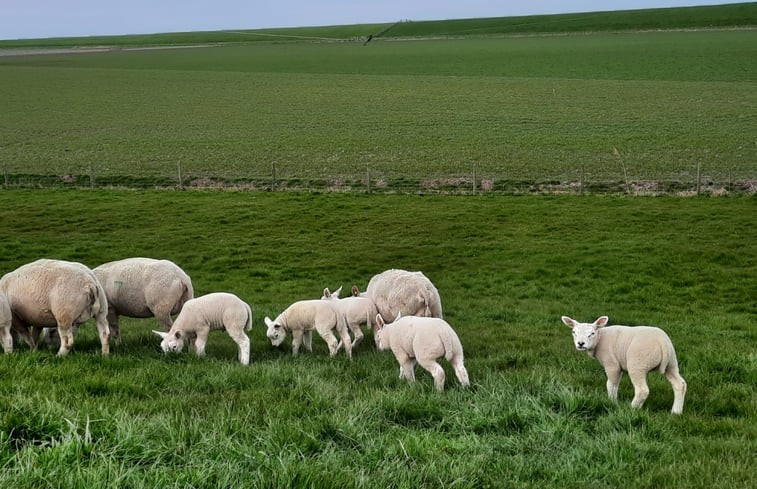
[373,314,389,351]
[561,316,609,351]
[153,329,185,353]
[264,316,287,347]
[321,286,342,300]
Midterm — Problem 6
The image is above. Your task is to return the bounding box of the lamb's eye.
[588,332,595,337]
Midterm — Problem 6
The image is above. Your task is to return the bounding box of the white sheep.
[0,259,110,356]
[321,286,378,350]
[153,292,253,365]
[357,269,443,322]
[94,257,194,343]
[264,298,352,359]
[0,292,12,353]
[561,315,687,414]
[374,313,469,392]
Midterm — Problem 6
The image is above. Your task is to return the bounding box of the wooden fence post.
[3,163,8,189]
[472,164,477,194]
[696,163,701,195]
[366,164,371,193]
[177,161,183,190]
[89,164,95,189]
[271,163,276,191]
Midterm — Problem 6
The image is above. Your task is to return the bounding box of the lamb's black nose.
[578,341,585,348]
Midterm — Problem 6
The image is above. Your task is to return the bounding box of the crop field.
[1,6,756,193]
[0,190,755,488]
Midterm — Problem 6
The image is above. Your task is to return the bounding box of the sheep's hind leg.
[452,357,470,388]
[0,322,12,353]
[665,367,687,414]
[228,329,251,366]
[628,368,650,409]
[318,329,340,357]
[418,358,445,392]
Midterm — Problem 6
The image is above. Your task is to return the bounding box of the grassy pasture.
[1,30,755,192]
[0,190,755,488]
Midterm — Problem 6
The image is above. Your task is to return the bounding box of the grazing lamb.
[374,313,469,392]
[0,259,110,356]
[357,269,443,323]
[264,298,352,359]
[94,257,194,343]
[561,315,687,414]
[321,286,378,350]
[153,292,253,365]
[0,292,11,354]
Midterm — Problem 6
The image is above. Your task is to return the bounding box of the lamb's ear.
[152,330,168,339]
[594,316,609,328]
[174,330,182,339]
[561,316,576,328]
[375,314,385,329]
[323,288,331,298]
[334,285,342,298]
[351,285,360,296]
[394,311,402,322]
[264,316,274,328]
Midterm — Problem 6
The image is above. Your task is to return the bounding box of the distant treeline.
[1,2,755,47]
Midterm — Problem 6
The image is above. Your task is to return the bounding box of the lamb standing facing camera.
[374,314,469,392]
[561,315,687,414]
[154,292,253,365]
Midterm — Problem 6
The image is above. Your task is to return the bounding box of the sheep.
[374,313,469,392]
[0,292,11,353]
[321,286,378,350]
[561,315,687,414]
[94,257,194,343]
[153,292,253,365]
[356,269,443,323]
[0,259,110,356]
[264,298,352,359]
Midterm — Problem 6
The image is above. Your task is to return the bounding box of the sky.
[0,0,741,40]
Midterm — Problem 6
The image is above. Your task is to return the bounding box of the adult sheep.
[356,269,443,323]
[561,315,687,414]
[93,257,194,343]
[0,259,110,356]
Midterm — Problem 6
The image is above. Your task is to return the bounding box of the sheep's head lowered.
[561,316,609,351]
[153,329,185,353]
[264,317,286,347]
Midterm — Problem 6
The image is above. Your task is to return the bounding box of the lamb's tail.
[245,303,253,331]
[441,325,464,362]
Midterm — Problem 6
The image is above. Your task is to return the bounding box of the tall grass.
[0,189,755,488]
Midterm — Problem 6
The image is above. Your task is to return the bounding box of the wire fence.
[2,162,755,196]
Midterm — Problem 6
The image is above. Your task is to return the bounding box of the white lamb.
[0,292,12,354]
[94,257,194,343]
[561,315,687,414]
[153,292,253,365]
[357,269,443,322]
[321,286,378,350]
[374,313,469,392]
[0,259,110,356]
[264,299,352,359]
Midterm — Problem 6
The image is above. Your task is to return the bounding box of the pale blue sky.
[0,1,740,40]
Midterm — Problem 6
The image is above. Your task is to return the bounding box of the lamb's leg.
[337,324,352,360]
[396,354,416,382]
[291,330,304,356]
[604,366,622,400]
[350,325,364,349]
[11,321,35,349]
[303,330,313,353]
[107,308,121,345]
[628,368,650,409]
[227,328,251,366]
[665,367,687,414]
[0,322,12,353]
[318,329,340,357]
[187,332,197,353]
[418,358,446,391]
[194,331,208,357]
[95,312,110,356]
[451,357,470,388]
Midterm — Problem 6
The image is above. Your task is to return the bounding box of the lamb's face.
[160,330,185,353]
[570,323,599,351]
[264,317,286,347]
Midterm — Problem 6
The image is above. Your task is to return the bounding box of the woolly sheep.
[561,315,687,414]
[0,292,11,353]
[153,292,253,365]
[357,269,443,322]
[0,259,110,356]
[321,286,378,350]
[264,298,352,359]
[374,313,469,392]
[94,257,194,343]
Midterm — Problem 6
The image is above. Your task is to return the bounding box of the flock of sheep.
[0,257,686,412]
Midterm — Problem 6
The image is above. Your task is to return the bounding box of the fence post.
[366,164,371,193]
[472,164,477,194]
[3,163,8,189]
[579,165,585,195]
[620,161,630,194]
[696,163,701,195]
[177,161,183,190]
[271,163,276,191]
[89,164,95,189]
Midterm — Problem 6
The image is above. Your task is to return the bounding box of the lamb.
[561,315,687,414]
[153,292,253,365]
[0,259,110,356]
[264,298,352,359]
[321,286,378,350]
[356,269,443,323]
[94,257,194,343]
[0,292,12,354]
[374,313,469,392]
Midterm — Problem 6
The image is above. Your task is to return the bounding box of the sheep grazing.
[357,269,443,323]
[94,257,194,343]
[264,298,352,359]
[0,259,110,356]
[0,292,12,353]
[374,314,469,392]
[321,286,378,350]
[561,315,687,414]
[153,292,253,365]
